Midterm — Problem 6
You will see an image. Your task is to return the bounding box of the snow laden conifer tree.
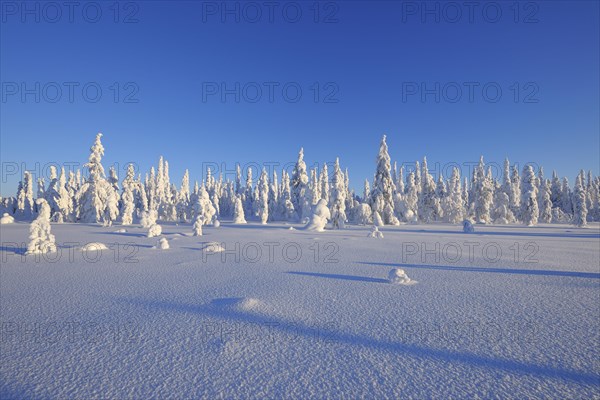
[192,196,204,236]
[120,164,136,225]
[539,179,553,223]
[330,158,347,229]
[268,171,279,221]
[243,168,254,218]
[26,199,56,255]
[77,133,118,224]
[233,195,247,224]
[279,170,296,221]
[418,157,442,223]
[319,163,329,204]
[177,169,191,222]
[572,173,588,227]
[291,148,310,221]
[196,185,216,225]
[520,165,539,226]
[257,168,269,224]
[443,167,464,224]
[16,171,35,220]
[46,166,70,222]
[510,165,521,219]
[369,135,398,225]
[473,156,493,224]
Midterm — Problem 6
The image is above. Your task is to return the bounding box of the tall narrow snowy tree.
[257,168,269,224]
[330,158,346,229]
[369,135,398,224]
[572,174,588,227]
[291,148,310,221]
[16,171,34,220]
[520,165,539,226]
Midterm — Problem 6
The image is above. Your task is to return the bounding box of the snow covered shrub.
[388,269,414,285]
[147,224,162,238]
[213,219,221,228]
[26,199,57,255]
[462,220,475,233]
[0,213,14,224]
[368,226,384,238]
[157,237,169,250]
[305,199,330,232]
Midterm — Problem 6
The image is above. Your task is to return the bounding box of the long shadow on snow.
[357,262,600,280]
[287,271,389,284]
[119,296,600,386]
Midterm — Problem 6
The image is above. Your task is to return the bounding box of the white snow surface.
[1,221,599,398]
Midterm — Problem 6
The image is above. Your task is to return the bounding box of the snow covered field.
[1,221,599,398]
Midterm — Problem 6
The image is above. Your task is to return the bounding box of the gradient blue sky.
[1,0,598,196]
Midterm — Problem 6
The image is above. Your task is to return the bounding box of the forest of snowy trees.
[2,133,598,229]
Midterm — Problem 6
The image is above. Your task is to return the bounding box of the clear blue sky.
[1,0,598,196]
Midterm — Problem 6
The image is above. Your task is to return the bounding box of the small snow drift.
[388,268,416,285]
[0,213,15,224]
[202,242,225,253]
[81,242,109,251]
[213,219,220,228]
[368,226,384,238]
[211,297,264,312]
[157,238,169,250]
[114,228,127,233]
[304,199,330,232]
[463,219,475,233]
[147,224,162,238]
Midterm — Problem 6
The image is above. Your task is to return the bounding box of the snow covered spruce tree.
[572,173,588,227]
[192,195,204,236]
[330,158,347,229]
[120,164,136,225]
[538,179,553,223]
[243,167,254,219]
[418,157,442,223]
[268,171,279,221]
[369,135,398,225]
[279,170,296,221]
[16,171,35,220]
[45,166,70,222]
[473,156,493,224]
[177,169,191,222]
[319,163,329,204]
[520,165,539,226]
[26,199,57,255]
[77,133,119,224]
[291,148,310,221]
[233,195,247,224]
[257,168,269,224]
[443,167,464,224]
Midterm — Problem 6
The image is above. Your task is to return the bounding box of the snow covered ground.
[1,221,599,398]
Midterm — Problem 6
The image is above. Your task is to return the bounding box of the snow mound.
[147,224,162,238]
[81,242,109,251]
[463,220,475,233]
[368,226,384,238]
[213,219,220,228]
[212,297,265,312]
[238,298,263,311]
[388,268,416,285]
[114,228,127,233]
[0,213,15,224]
[157,238,169,250]
[202,242,225,253]
[288,227,295,230]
